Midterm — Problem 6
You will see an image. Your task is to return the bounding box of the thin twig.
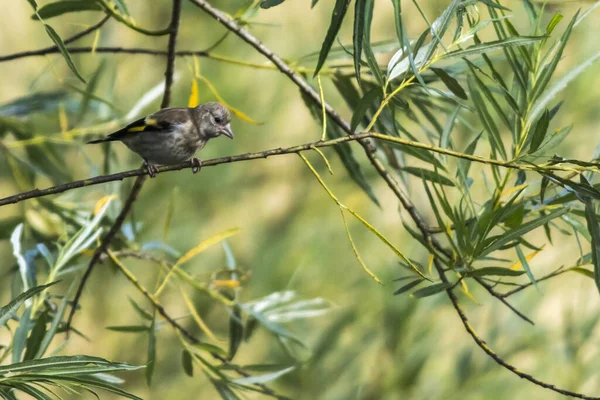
[107,251,288,399]
[65,0,183,333]
[0,134,375,206]
[500,267,569,298]
[6,132,571,207]
[63,15,112,45]
[0,15,111,64]
[433,261,599,400]
[472,277,534,325]
[182,5,583,395]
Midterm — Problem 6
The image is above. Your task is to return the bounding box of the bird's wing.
[107,108,190,140]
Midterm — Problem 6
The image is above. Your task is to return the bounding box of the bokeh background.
[1,0,600,399]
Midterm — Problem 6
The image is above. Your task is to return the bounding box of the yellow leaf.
[155,227,241,296]
[93,195,117,216]
[460,279,480,305]
[510,247,544,270]
[197,75,262,125]
[188,78,199,108]
[177,227,240,266]
[212,279,240,288]
[58,103,69,134]
[427,253,434,276]
[91,30,100,54]
[501,183,528,198]
[180,288,218,342]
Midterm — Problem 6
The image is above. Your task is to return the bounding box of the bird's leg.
[191,157,203,174]
[144,161,159,178]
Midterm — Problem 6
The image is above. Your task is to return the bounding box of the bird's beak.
[221,123,234,139]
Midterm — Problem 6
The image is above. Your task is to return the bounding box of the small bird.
[87,102,234,177]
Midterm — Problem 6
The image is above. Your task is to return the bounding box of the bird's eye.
[214,116,223,124]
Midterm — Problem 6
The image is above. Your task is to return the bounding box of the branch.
[500,267,568,298]
[65,0,183,333]
[107,251,288,399]
[0,133,375,207]
[433,262,598,400]
[472,276,534,325]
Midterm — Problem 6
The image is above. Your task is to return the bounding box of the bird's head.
[195,102,233,139]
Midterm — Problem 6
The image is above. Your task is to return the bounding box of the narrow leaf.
[32,1,102,19]
[314,0,352,76]
[412,282,453,298]
[431,67,467,99]
[401,167,455,186]
[584,198,600,295]
[0,282,57,328]
[466,267,525,277]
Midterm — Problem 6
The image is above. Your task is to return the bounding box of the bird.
[87,102,234,177]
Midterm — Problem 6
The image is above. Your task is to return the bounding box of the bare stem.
[65,0,183,333]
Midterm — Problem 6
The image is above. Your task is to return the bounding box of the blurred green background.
[1,0,600,399]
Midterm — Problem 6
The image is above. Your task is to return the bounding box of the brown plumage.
[88,102,233,177]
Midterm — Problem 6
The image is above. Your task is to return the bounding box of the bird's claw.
[145,162,159,178]
[191,158,202,174]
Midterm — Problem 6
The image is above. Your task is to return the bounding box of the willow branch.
[472,276,534,324]
[433,261,598,399]
[0,15,111,64]
[6,132,575,208]
[65,0,183,333]
[107,251,287,399]
[500,267,569,298]
[0,133,375,206]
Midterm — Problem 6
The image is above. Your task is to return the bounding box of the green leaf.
[529,124,572,157]
[23,310,49,361]
[233,366,295,385]
[467,76,507,159]
[443,36,546,59]
[146,314,156,386]
[0,282,58,328]
[314,0,352,76]
[228,305,243,360]
[530,49,600,123]
[480,208,569,257]
[42,24,86,84]
[431,67,467,100]
[584,198,600,295]
[353,0,367,82]
[388,141,445,170]
[128,298,153,321]
[529,109,550,153]
[465,267,525,277]
[181,350,193,377]
[13,308,31,363]
[570,267,594,279]
[32,1,103,19]
[476,0,510,11]
[350,86,381,131]
[412,282,453,298]
[530,11,579,104]
[301,90,380,206]
[240,304,307,349]
[360,0,383,86]
[105,325,149,333]
[0,355,141,374]
[211,379,241,400]
[393,279,424,295]
[259,0,286,8]
[516,245,538,291]
[546,13,563,35]
[400,167,454,186]
[35,281,75,359]
[456,132,482,179]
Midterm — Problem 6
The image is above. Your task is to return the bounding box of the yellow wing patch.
[127,118,159,132]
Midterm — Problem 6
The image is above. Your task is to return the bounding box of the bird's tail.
[86,137,117,144]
